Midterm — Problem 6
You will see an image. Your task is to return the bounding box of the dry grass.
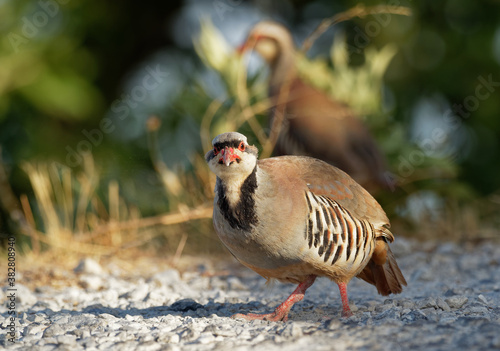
[9,149,219,267]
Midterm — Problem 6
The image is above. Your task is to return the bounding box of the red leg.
[232,275,317,322]
[337,281,353,317]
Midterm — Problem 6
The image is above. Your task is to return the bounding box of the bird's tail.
[356,240,407,296]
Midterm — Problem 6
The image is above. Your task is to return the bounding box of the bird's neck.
[216,165,258,231]
[269,49,297,96]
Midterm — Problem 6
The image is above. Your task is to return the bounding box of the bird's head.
[237,21,294,65]
[205,132,259,180]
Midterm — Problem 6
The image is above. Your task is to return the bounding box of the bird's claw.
[341,310,353,318]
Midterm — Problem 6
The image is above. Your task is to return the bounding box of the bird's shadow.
[26,298,333,323]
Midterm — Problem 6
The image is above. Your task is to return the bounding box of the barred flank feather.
[304,191,376,269]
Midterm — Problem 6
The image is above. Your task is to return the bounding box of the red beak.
[220,147,240,166]
[236,42,248,55]
[237,34,258,55]
[237,33,262,55]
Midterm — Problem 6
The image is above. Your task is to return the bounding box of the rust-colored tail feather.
[357,243,407,296]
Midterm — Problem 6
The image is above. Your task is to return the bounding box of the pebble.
[78,275,104,290]
[15,284,37,306]
[74,258,104,275]
[33,314,46,323]
[477,294,488,305]
[227,276,247,291]
[374,307,400,320]
[280,322,303,338]
[401,309,428,323]
[147,269,181,287]
[417,297,438,309]
[169,334,180,344]
[436,297,451,312]
[445,296,469,309]
[1,238,499,351]
[42,324,65,338]
[23,323,46,338]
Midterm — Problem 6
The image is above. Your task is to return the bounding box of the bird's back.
[270,79,390,191]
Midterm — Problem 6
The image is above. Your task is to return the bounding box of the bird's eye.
[238,142,246,151]
[213,146,219,155]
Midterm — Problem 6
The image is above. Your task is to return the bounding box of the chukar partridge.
[239,21,390,192]
[205,132,406,321]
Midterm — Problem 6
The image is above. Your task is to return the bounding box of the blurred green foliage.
[1,0,499,245]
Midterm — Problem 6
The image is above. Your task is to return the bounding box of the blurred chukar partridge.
[205,132,406,321]
[239,21,390,192]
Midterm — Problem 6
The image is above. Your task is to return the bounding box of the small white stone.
[418,297,437,309]
[436,297,450,312]
[15,284,37,306]
[43,324,64,338]
[477,294,488,305]
[445,296,468,309]
[33,314,46,323]
[74,258,104,275]
[55,334,77,344]
[169,334,180,344]
[227,276,247,290]
[280,322,303,338]
[120,283,150,301]
[251,333,266,342]
[148,269,181,287]
[79,275,104,290]
[197,332,216,344]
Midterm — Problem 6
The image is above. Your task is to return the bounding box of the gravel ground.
[1,238,500,350]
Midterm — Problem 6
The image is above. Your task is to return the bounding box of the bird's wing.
[258,156,391,233]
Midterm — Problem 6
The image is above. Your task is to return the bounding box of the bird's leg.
[337,281,353,317]
[232,275,317,322]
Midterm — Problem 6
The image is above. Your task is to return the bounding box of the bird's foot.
[341,309,353,318]
[232,310,289,322]
[232,276,317,322]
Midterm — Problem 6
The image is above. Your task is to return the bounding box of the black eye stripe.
[213,141,245,150]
